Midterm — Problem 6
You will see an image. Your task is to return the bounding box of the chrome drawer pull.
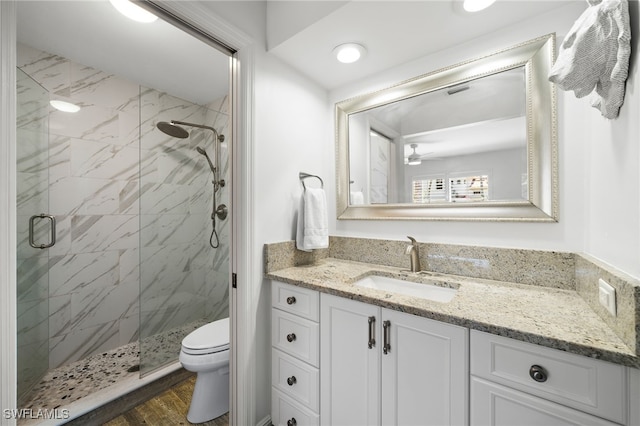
[287,376,297,386]
[286,296,296,305]
[287,418,297,426]
[368,316,376,349]
[383,320,391,354]
[286,333,297,343]
[529,365,548,383]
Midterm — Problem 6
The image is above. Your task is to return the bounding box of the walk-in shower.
[157,120,228,248]
[15,1,232,418]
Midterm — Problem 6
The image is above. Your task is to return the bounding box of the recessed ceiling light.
[333,43,366,64]
[49,100,81,113]
[109,0,158,23]
[463,0,497,12]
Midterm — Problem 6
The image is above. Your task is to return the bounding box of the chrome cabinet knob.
[287,418,297,426]
[286,296,296,305]
[287,376,297,386]
[286,333,296,342]
[529,365,548,383]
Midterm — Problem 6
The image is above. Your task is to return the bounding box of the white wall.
[329,2,640,279]
[200,3,332,422]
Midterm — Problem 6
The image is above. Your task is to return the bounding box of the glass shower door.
[139,89,230,375]
[16,68,51,403]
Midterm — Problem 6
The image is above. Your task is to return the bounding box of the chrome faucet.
[405,236,421,273]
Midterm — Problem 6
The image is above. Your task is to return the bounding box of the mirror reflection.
[336,34,557,221]
[349,67,527,206]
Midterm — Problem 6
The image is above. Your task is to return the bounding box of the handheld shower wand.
[157,120,227,249]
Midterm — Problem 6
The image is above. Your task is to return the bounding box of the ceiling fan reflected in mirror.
[406,143,441,165]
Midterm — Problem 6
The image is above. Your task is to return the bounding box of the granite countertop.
[266,257,640,369]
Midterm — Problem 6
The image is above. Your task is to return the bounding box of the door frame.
[0,2,257,425]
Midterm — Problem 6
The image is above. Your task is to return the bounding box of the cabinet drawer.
[471,376,620,426]
[272,309,319,367]
[470,330,627,424]
[272,349,319,411]
[272,281,319,321]
[272,389,319,426]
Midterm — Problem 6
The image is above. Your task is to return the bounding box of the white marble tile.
[49,134,71,184]
[70,139,138,181]
[119,249,139,286]
[17,43,71,96]
[69,62,139,111]
[139,182,190,215]
[50,176,120,216]
[49,295,72,339]
[49,251,120,297]
[17,171,48,214]
[17,299,48,345]
[49,321,120,368]
[118,315,139,346]
[17,129,48,174]
[71,215,138,253]
[16,256,48,302]
[49,104,119,143]
[118,110,139,146]
[119,180,139,214]
[48,215,72,257]
[69,281,138,330]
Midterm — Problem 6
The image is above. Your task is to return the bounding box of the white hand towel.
[350,191,365,205]
[296,188,328,251]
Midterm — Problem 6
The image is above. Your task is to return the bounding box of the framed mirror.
[336,34,558,221]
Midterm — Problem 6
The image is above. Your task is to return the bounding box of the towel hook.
[299,172,324,191]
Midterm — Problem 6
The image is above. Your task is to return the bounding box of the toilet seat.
[181,318,229,355]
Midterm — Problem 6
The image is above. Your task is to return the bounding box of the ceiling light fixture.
[463,0,497,12]
[49,100,81,113]
[109,0,158,23]
[333,43,366,64]
[407,144,422,166]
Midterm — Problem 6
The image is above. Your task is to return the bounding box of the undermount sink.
[354,275,458,303]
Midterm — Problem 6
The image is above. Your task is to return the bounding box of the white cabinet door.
[321,293,381,426]
[382,309,468,426]
[471,377,620,426]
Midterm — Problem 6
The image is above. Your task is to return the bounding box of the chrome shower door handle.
[29,214,56,249]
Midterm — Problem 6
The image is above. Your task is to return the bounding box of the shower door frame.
[0,2,258,425]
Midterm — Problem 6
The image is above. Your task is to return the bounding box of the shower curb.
[62,368,194,425]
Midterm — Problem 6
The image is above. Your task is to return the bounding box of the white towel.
[350,191,365,205]
[548,0,630,119]
[296,188,329,251]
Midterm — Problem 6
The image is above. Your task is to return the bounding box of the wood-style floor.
[104,377,229,426]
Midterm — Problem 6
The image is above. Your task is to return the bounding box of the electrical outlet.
[598,278,616,316]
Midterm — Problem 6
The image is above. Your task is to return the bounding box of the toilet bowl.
[179,317,230,424]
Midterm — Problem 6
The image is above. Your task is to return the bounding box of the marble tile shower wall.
[17,43,229,370]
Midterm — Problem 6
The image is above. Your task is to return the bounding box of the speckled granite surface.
[264,238,640,369]
[19,320,206,415]
[575,253,640,354]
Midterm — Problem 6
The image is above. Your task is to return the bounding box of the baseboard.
[256,414,272,426]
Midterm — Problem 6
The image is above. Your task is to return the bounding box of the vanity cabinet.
[271,281,320,426]
[470,330,628,426]
[320,293,468,426]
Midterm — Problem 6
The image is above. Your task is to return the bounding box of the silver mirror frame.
[336,34,558,222]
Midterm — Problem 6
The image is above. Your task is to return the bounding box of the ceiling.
[16,1,230,105]
[16,1,579,104]
[267,0,578,90]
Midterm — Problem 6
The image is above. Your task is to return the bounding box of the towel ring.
[299,172,324,191]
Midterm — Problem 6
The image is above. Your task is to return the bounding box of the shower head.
[157,121,189,139]
[197,146,216,174]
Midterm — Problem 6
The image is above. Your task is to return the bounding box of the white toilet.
[179,317,230,424]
